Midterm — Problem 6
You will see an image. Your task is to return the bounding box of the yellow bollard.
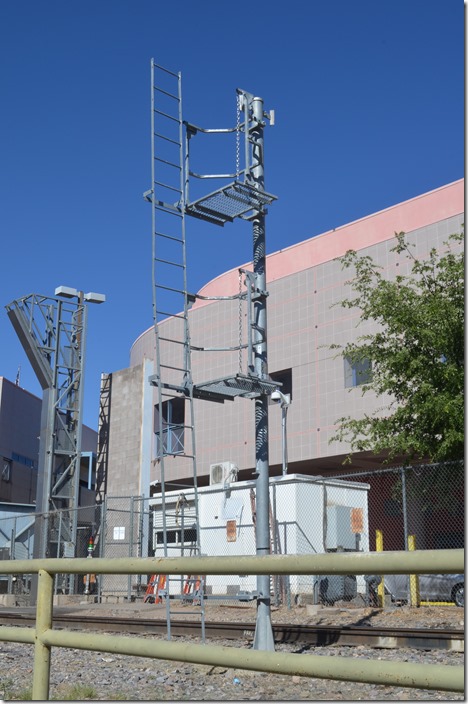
[408,535,420,607]
[375,530,384,608]
[32,569,54,700]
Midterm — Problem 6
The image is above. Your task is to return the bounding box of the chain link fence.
[0,461,463,607]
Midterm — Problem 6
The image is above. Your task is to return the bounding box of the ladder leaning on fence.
[144,574,167,604]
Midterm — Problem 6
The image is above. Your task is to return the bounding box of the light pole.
[271,389,291,476]
[54,286,105,590]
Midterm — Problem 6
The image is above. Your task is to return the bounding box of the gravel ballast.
[0,602,463,700]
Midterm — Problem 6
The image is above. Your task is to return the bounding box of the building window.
[11,452,35,469]
[156,528,197,545]
[269,368,292,401]
[154,397,185,457]
[2,459,11,483]
[344,356,372,388]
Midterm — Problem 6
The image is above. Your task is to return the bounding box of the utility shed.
[149,473,370,599]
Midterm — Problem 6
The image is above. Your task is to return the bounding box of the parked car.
[384,574,464,607]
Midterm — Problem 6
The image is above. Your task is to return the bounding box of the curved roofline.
[130,177,464,355]
[195,178,464,301]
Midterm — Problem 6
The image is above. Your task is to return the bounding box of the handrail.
[0,548,463,576]
[0,549,464,700]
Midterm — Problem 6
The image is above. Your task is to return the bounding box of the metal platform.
[193,373,279,402]
[186,181,277,226]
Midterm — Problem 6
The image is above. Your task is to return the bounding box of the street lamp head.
[55,287,106,304]
[55,285,79,299]
[84,292,106,304]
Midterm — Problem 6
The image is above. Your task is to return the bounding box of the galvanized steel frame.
[5,293,88,593]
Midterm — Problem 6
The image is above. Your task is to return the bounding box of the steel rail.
[0,611,463,651]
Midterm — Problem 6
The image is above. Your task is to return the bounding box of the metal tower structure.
[145,60,277,650]
[6,287,104,597]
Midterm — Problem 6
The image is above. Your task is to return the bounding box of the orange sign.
[226,520,237,542]
[351,508,363,533]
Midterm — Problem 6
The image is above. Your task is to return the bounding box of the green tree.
[331,230,464,464]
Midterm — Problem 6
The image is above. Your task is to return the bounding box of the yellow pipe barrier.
[0,627,35,644]
[0,549,464,698]
[0,549,463,577]
[40,627,463,693]
[375,529,384,607]
[32,569,53,700]
[408,535,421,608]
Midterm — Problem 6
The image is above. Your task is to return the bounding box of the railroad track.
[0,610,463,651]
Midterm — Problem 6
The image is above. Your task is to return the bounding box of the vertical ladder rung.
[154,86,179,101]
[153,62,179,78]
[155,283,186,295]
[155,310,186,320]
[159,363,190,372]
[153,108,181,123]
[158,337,186,345]
[155,204,182,217]
[154,131,181,146]
[155,231,184,243]
[154,180,181,193]
[154,157,182,170]
[154,257,184,268]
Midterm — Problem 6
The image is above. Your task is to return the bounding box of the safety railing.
[0,549,464,700]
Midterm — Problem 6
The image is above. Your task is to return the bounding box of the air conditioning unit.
[209,462,238,486]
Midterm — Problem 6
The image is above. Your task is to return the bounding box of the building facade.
[101,179,464,499]
[0,376,98,506]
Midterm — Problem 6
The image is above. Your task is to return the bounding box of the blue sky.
[0,1,463,428]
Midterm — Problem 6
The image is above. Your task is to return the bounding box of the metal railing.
[0,549,464,700]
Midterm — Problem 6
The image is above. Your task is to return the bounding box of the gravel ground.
[0,602,463,701]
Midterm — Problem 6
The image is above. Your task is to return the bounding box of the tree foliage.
[331,230,464,464]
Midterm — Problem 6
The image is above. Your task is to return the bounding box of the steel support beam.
[6,290,103,601]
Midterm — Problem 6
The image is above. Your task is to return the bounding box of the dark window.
[11,452,35,469]
[344,356,372,388]
[156,528,197,545]
[2,459,11,482]
[269,368,292,400]
[154,397,185,456]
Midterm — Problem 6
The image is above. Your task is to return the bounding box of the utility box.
[149,473,370,600]
[319,574,357,605]
[326,505,361,551]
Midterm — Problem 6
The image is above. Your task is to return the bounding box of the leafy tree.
[331,230,464,464]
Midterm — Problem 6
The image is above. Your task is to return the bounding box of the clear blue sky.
[0,1,463,428]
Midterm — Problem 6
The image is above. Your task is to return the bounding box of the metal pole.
[128,498,135,601]
[31,384,56,605]
[69,293,87,594]
[55,511,63,595]
[281,405,288,476]
[401,468,409,551]
[250,94,274,652]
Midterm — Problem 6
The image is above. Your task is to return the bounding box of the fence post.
[127,498,134,601]
[401,467,409,551]
[375,529,384,607]
[408,535,420,607]
[98,498,106,600]
[8,524,15,594]
[32,569,54,700]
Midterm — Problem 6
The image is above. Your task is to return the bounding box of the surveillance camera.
[271,389,291,406]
